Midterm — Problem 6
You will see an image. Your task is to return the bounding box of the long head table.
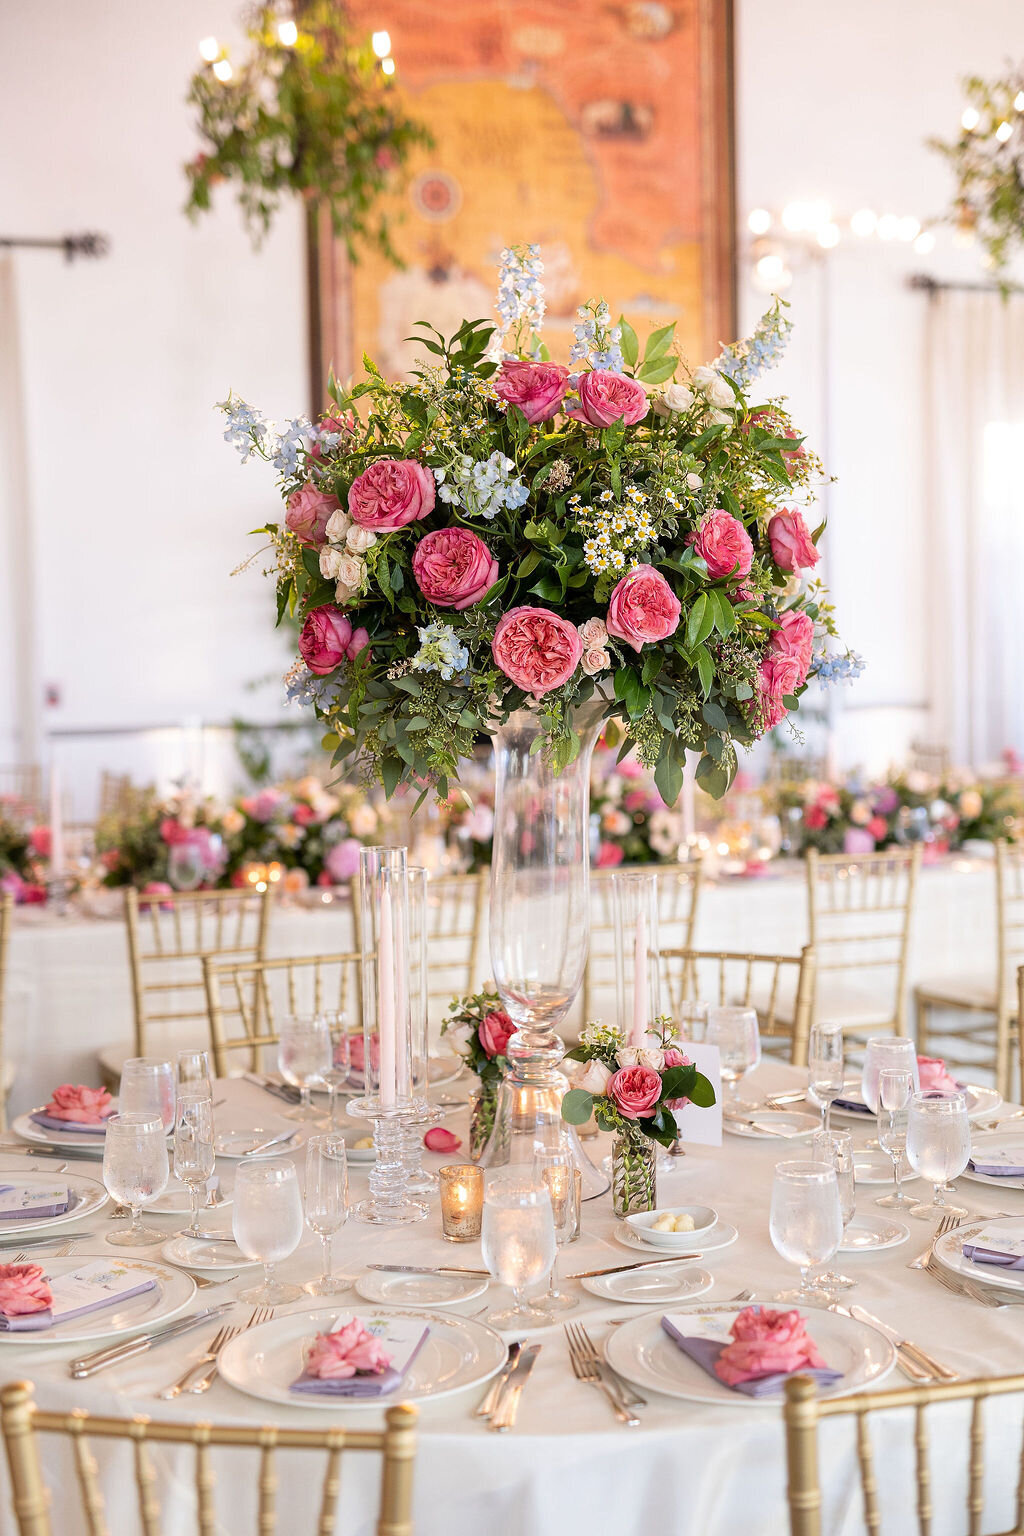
[1,1060,1022,1535]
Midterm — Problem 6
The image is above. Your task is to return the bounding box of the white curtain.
[925,289,1024,766]
[0,253,39,762]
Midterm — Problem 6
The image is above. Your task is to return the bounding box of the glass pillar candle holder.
[353,846,413,1118]
[439,1164,484,1241]
[399,866,437,1197]
[613,870,662,1047]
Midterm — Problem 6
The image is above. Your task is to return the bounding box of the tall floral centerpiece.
[222,245,853,1180]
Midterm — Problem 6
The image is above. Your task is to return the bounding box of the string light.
[817,222,840,249]
[996,120,1013,142]
[277,19,298,46]
[198,36,220,61]
[380,55,395,76]
[212,58,233,82]
[896,216,920,242]
[876,214,900,241]
[371,30,392,57]
[745,201,938,266]
[961,107,980,131]
[747,208,772,235]
[1016,91,1024,112]
[913,231,936,254]
[850,208,877,237]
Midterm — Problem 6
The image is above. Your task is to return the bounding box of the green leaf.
[516,550,541,580]
[392,676,421,696]
[636,356,678,385]
[643,321,676,362]
[641,650,664,686]
[561,1088,595,1125]
[654,739,684,806]
[695,751,732,799]
[380,755,403,798]
[301,547,322,581]
[619,316,639,369]
[320,732,339,751]
[702,700,729,732]
[686,593,708,650]
[687,1072,717,1109]
[706,733,724,762]
[695,644,714,697]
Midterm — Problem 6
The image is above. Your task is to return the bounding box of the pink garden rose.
[917,1055,959,1093]
[688,509,754,580]
[478,1010,514,1059]
[298,607,367,676]
[768,508,820,572]
[756,651,803,732]
[305,1320,392,1380]
[347,459,435,531]
[285,483,341,547]
[574,1058,613,1096]
[412,528,498,610]
[663,1047,684,1068]
[608,1065,663,1120]
[0,1263,52,1318]
[596,841,625,868]
[567,370,649,428]
[771,610,814,684]
[28,826,51,858]
[44,1084,114,1125]
[159,818,190,846]
[715,1306,828,1386]
[605,565,682,653]
[491,607,583,696]
[492,360,570,424]
[324,838,362,882]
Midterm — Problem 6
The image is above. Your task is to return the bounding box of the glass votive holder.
[439,1164,484,1242]
[566,1167,583,1242]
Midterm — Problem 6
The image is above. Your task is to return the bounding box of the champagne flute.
[875,1067,915,1209]
[807,1021,844,1133]
[861,1037,919,1114]
[769,1159,842,1303]
[119,1058,175,1133]
[173,1090,216,1239]
[176,1049,212,1098]
[278,1015,331,1123]
[707,1006,760,1104]
[810,1129,856,1294]
[303,1134,349,1296]
[103,1113,169,1246]
[532,1145,580,1314]
[906,1091,971,1219]
[482,1174,556,1328]
[318,1011,351,1131]
[232,1159,304,1304]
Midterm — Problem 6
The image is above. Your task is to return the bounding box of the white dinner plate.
[149,1178,232,1216]
[723,1111,820,1141]
[213,1125,299,1160]
[852,1149,920,1187]
[933,1217,1024,1293]
[831,1083,1002,1125]
[426,1057,465,1090]
[337,1139,376,1165]
[218,1306,506,1410]
[838,1213,910,1252]
[0,1172,109,1236]
[11,1112,109,1156]
[354,1271,488,1308]
[612,1220,738,1257]
[961,1132,1024,1191]
[582,1265,713,1305]
[604,1301,896,1407]
[0,1255,195,1344]
[161,1234,258,1271]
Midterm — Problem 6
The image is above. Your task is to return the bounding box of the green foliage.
[929,69,1024,276]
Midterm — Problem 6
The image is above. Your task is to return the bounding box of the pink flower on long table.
[567,370,648,427]
[492,359,570,424]
[0,1263,52,1317]
[412,528,499,610]
[304,1320,392,1380]
[44,1085,114,1125]
[608,1065,662,1120]
[715,1306,827,1386]
[605,565,682,652]
[347,459,435,531]
[491,607,583,696]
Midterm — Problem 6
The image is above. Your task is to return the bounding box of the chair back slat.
[854,1410,880,1533]
[584,860,703,1022]
[204,953,361,1077]
[196,1434,215,1536]
[658,946,816,1065]
[259,1437,278,1536]
[913,1403,932,1536]
[317,1443,344,1536]
[70,1420,107,1536]
[132,1431,161,1536]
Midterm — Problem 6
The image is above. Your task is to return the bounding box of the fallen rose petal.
[424,1127,461,1153]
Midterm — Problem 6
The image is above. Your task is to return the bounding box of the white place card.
[972,1223,1024,1259]
[672,1043,723,1147]
[46,1260,156,1321]
[0,1185,70,1219]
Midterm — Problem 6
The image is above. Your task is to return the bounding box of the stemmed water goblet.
[232,1159,305,1305]
[278,1015,331,1123]
[875,1067,916,1209]
[119,1058,175,1133]
[861,1037,919,1113]
[103,1113,169,1247]
[173,1090,216,1239]
[482,1174,557,1329]
[807,1021,844,1133]
[317,1011,351,1131]
[810,1129,856,1294]
[769,1159,843,1303]
[706,1006,760,1105]
[532,1144,580,1314]
[304,1134,349,1296]
[906,1091,971,1220]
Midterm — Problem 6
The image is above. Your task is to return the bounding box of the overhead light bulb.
[371,30,392,57]
[753,251,792,292]
[212,58,233,82]
[747,208,772,235]
[804,200,831,232]
[817,222,840,249]
[781,202,808,232]
[199,36,220,61]
[913,231,936,254]
[850,208,877,237]
[1015,90,1024,112]
[896,216,920,242]
[996,120,1013,142]
[277,19,298,46]
[876,214,899,241]
[961,107,980,131]
[380,55,396,75]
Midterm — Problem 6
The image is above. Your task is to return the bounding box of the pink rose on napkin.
[609,1065,662,1120]
[44,1085,114,1125]
[605,565,682,653]
[715,1306,827,1386]
[348,459,435,531]
[917,1056,959,1092]
[492,359,570,424]
[286,483,341,547]
[687,509,754,581]
[305,1321,393,1380]
[492,607,583,696]
[768,508,820,573]
[0,1263,52,1317]
[424,1127,461,1153]
[478,1010,514,1059]
[567,370,649,427]
[412,528,498,610]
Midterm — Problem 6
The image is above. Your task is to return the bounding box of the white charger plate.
[612,1220,738,1257]
[218,1306,506,1410]
[354,1271,487,1307]
[213,1126,299,1160]
[723,1111,820,1141]
[161,1234,258,1271]
[604,1301,896,1407]
[852,1148,921,1187]
[582,1265,713,1305]
[0,1255,195,1344]
[11,1112,109,1156]
[0,1172,108,1236]
[838,1213,910,1253]
[933,1217,1024,1292]
[961,1132,1024,1191]
[832,1083,1002,1125]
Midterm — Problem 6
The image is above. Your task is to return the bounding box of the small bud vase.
[611,1133,657,1217]
[468,1084,498,1163]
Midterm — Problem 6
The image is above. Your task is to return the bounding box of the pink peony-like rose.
[0,1263,52,1317]
[286,483,341,547]
[608,1065,663,1120]
[756,651,803,732]
[478,1010,514,1059]
[768,508,820,573]
[917,1055,959,1093]
[663,1047,684,1068]
[866,815,888,840]
[305,1320,393,1380]
[688,509,754,581]
[424,1126,461,1153]
[159,818,189,846]
[843,828,876,855]
[492,360,570,424]
[347,459,435,531]
[715,1306,827,1386]
[574,1058,613,1096]
[596,841,625,868]
[605,565,682,653]
[299,607,352,676]
[28,826,51,858]
[412,528,499,610]
[44,1084,114,1125]
[347,627,371,662]
[567,370,649,428]
[324,839,362,883]
[491,607,583,696]
[771,610,814,685]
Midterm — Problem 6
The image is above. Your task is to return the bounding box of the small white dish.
[354,1271,487,1308]
[161,1234,259,1271]
[613,1219,738,1256]
[625,1205,718,1249]
[337,1139,376,1165]
[723,1110,820,1141]
[838,1213,910,1253]
[581,1265,713,1305]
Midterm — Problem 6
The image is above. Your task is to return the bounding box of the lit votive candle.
[439,1164,484,1242]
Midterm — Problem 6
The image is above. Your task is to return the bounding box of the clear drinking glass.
[861,1037,919,1114]
[532,1145,580,1314]
[769,1159,843,1303]
[176,1050,213,1098]
[304,1134,349,1296]
[481,1174,557,1328]
[676,1000,709,1044]
[875,1067,915,1209]
[232,1158,305,1304]
[318,1012,351,1131]
[906,1091,971,1219]
[707,1006,761,1103]
[119,1058,175,1133]
[278,1015,331,1123]
[810,1129,856,1294]
[168,842,205,891]
[807,1021,844,1133]
[103,1113,169,1246]
[173,1090,216,1239]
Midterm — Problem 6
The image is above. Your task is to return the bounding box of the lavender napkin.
[29,1112,110,1135]
[962,1223,1024,1270]
[660,1317,843,1398]
[290,1364,409,1398]
[0,1188,71,1221]
[0,1275,157,1331]
[967,1153,1024,1178]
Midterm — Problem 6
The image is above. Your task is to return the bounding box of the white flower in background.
[349,803,378,838]
[708,408,734,428]
[221,807,245,835]
[346,525,377,554]
[686,471,703,490]
[662,382,695,413]
[616,1045,642,1067]
[905,770,933,795]
[637,1046,666,1072]
[649,809,683,858]
[573,1058,613,1095]
[603,808,631,837]
[850,799,872,826]
[319,547,346,580]
[959,789,983,819]
[578,617,609,647]
[445,1021,475,1056]
[692,365,735,410]
[335,555,365,592]
[465,804,495,841]
[335,579,355,605]
[325,508,351,542]
[276,822,304,849]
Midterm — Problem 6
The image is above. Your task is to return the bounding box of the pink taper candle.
[377,884,397,1108]
[631,909,648,1045]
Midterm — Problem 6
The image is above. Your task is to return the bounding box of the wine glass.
[119,1058,174,1133]
[906,1091,971,1219]
[532,1145,580,1314]
[861,1037,919,1114]
[168,842,204,891]
[481,1174,557,1328]
[807,1021,844,1133]
[707,1006,761,1103]
[810,1129,856,1294]
[173,1090,216,1239]
[278,1015,331,1122]
[317,1011,351,1131]
[232,1159,304,1305]
[875,1067,915,1209]
[103,1113,169,1246]
[769,1159,842,1303]
[176,1050,212,1098]
[303,1134,349,1296]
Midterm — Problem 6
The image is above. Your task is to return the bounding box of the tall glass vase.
[480,699,610,1197]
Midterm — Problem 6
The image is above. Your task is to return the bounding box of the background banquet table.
[1,1061,1023,1536]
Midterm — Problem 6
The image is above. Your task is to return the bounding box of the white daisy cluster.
[576,485,656,576]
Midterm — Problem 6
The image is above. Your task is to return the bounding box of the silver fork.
[570,1320,646,1408]
[922,1254,1002,1307]
[187,1306,273,1394]
[158,1322,243,1399]
[564,1324,639,1426]
[908,1211,965,1269]
[8,1239,79,1261]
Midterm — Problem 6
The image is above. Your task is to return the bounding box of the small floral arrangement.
[561,1018,716,1150]
[0,1263,52,1318]
[0,802,49,904]
[304,1319,392,1380]
[930,68,1024,274]
[441,987,514,1092]
[590,745,685,866]
[714,1306,828,1387]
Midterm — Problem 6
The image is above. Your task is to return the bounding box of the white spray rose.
[319,547,346,580]
[693,365,735,409]
[335,555,365,592]
[574,1058,613,1095]
[662,382,696,413]
[346,525,377,554]
[325,508,351,542]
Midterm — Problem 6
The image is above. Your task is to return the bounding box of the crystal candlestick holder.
[347,1099,428,1226]
[399,1098,443,1195]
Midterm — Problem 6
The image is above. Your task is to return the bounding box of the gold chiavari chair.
[659,945,817,1066]
[0,892,12,1131]
[97,770,139,818]
[203,950,361,1077]
[0,766,42,820]
[0,1379,417,1536]
[916,841,1024,1100]
[804,845,922,1047]
[784,1370,1024,1536]
[418,872,487,1042]
[97,886,274,1087]
[584,860,704,1025]
[909,739,950,777]
[764,754,830,790]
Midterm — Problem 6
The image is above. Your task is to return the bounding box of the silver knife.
[69,1303,235,1378]
[246,1129,299,1155]
[848,1304,960,1381]
[243,1073,301,1105]
[477,1340,522,1417]
[0,1144,77,1161]
[367,1263,490,1276]
[490,1344,541,1432]
[0,1228,103,1251]
[566,1256,703,1279]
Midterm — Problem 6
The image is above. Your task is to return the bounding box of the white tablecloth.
[0,1062,1022,1536]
